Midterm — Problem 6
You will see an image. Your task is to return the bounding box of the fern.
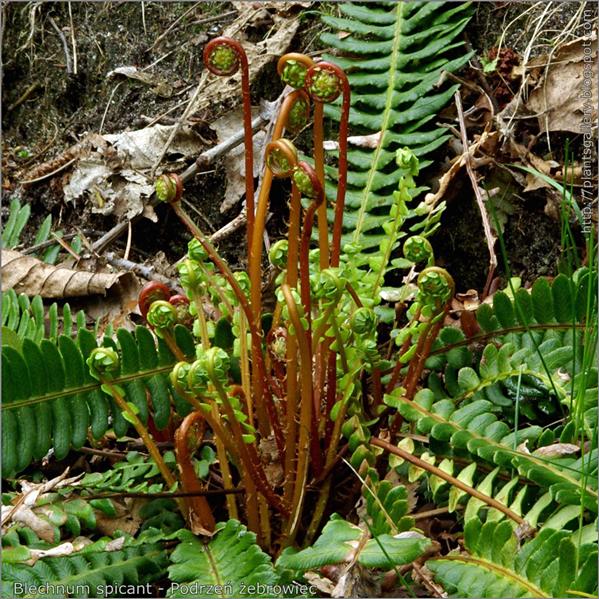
[2,492,119,546]
[2,197,32,249]
[2,289,90,347]
[1,196,72,264]
[79,451,177,495]
[427,519,598,598]
[168,520,280,598]
[277,513,431,571]
[383,270,598,538]
[320,1,473,256]
[1,325,196,475]
[3,540,168,598]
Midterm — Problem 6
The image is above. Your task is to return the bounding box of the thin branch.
[104,251,180,287]
[454,91,497,297]
[82,488,246,500]
[48,16,72,75]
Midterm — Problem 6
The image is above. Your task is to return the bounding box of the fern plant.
[1,324,195,475]
[3,539,168,598]
[2,289,90,348]
[2,196,78,264]
[427,518,598,598]
[168,520,281,598]
[320,1,473,259]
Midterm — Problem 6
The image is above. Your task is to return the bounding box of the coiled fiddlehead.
[204,37,254,248]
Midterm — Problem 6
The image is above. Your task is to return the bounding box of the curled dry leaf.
[27,542,76,564]
[107,66,174,97]
[63,125,204,220]
[2,249,131,298]
[423,128,494,207]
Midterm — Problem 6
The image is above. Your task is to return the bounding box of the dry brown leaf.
[95,498,144,537]
[526,34,598,133]
[509,139,561,192]
[2,249,131,298]
[533,443,580,458]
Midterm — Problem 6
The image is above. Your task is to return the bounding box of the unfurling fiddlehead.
[403,236,434,265]
[305,62,350,268]
[417,267,455,312]
[204,37,254,249]
[138,281,172,320]
[174,412,216,535]
[155,173,183,204]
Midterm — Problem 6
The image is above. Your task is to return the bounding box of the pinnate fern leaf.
[320,1,473,253]
[276,513,430,571]
[167,520,280,598]
[3,541,168,598]
[427,519,598,598]
[1,324,195,475]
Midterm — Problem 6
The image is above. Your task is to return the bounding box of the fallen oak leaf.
[1,249,132,298]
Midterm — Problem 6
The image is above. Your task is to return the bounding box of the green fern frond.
[1,197,69,264]
[427,519,598,598]
[395,392,597,513]
[319,1,473,255]
[276,513,431,571]
[2,289,90,348]
[2,491,119,546]
[79,451,176,494]
[1,325,195,475]
[3,541,168,598]
[168,520,280,598]
[424,272,598,423]
[2,197,31,249]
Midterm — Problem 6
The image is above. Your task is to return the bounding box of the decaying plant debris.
[1,2,597,598]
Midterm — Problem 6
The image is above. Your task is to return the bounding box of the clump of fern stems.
[94,39,455,550]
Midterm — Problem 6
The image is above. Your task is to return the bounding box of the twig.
[124,220,132,261]
[104,251,179,288]
[147,1,201,53]
[209,208,247,243]
[454,91,497,298]
[181,113,267,182]
[21,229,97,255]
[150,74,208,175]
[141,1,147,35]
[188,10,237,27]
[82,488,246,500]
[51,232,81,261]
[48,16,72,75]
[7,82,41,113]
[412,562,447,598]
[99,81,123,134]
[67,2,77,75]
